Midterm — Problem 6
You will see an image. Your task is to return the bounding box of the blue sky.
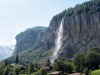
[0,0,90,46]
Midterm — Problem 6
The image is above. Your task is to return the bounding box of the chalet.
[17,64,26,71]
[42,59,53,70]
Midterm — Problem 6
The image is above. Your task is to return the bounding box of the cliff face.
[61,13,100,58]
[14,26,46,53]
[13,12,100,63]
[34,16,62,50]
[34,12,100,58]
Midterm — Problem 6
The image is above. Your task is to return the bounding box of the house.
[42,59,53,70]
[42,66,53,71]
[49,71,62,75]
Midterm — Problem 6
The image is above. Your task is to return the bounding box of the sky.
[0,0,90,46]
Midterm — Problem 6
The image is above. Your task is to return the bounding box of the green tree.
[4,67,9,75]
[52,63,59,71]
[5,60,8,66]
[15,54,19,64]
[34,63,38,69]
[52,60,73,73]
[86,51,100,69]
[84,68,89,75]
[74,53,85,72]
[46,59,51,66]
[89,48,100,53]
[27,65,31,75]
[15,67,20,75]
[64,62,73,73]
[30,63,34,73]
[38,68,47,75]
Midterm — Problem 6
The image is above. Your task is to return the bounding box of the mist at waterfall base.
[51,18,64,63]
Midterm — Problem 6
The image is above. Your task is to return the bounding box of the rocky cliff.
[33,12,100,59]
[33,0,100,59]
[12,0,100,63]
[14,26,46,53]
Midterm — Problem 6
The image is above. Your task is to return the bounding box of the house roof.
[42,66,50,69]
[49,71,62,74]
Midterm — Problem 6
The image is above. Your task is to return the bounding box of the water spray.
[51,18,64,63]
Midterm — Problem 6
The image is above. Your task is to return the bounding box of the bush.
[15,67,20,75]
[73,53,85,72]
[37,68,47,75]
[52,60,73,73]
[84,68,89,75]
[64,62,73,73]
[73,66,80,72]
[63,72,68,75]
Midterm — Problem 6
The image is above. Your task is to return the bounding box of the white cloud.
[0,40,16,46]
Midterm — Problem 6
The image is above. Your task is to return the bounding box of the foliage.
[65,0,100,16]
[9,47,53,64]
[4,59,8,66]
[37,68,47,75]
[15,67,20,75]
[34,63,38,69]
[89,48,100,53]
[26,65,31,75]
[55,0,100,21]
[91,69,100,75]
[84,68,89,75]
[30,63,35,73]
[73,53,85,72]
[73,48,100,72]
[52,60,73,73]
[64,62,73,73]
[15,54,19,64]
[63,72,68,75]
[4,67,9,75]
[85,51,100,69]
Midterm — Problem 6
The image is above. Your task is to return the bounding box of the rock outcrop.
[14,26,46,53]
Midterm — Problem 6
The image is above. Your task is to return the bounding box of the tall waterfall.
[51,18,64,63]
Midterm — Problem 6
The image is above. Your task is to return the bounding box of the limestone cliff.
[33,12,100,58]
[14,26,46,53]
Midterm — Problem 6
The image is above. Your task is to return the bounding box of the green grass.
[91,69,100,75]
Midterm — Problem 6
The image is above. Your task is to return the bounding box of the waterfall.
[51,18,64,63]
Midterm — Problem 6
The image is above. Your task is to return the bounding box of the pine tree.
[5,60,8,66]
[30,63,34,73]
[15,54,19,64]
[47,59,51,66]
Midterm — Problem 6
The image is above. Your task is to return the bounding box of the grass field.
[91,69,100,75]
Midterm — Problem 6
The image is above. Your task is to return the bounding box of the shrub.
[84,68,89,75]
